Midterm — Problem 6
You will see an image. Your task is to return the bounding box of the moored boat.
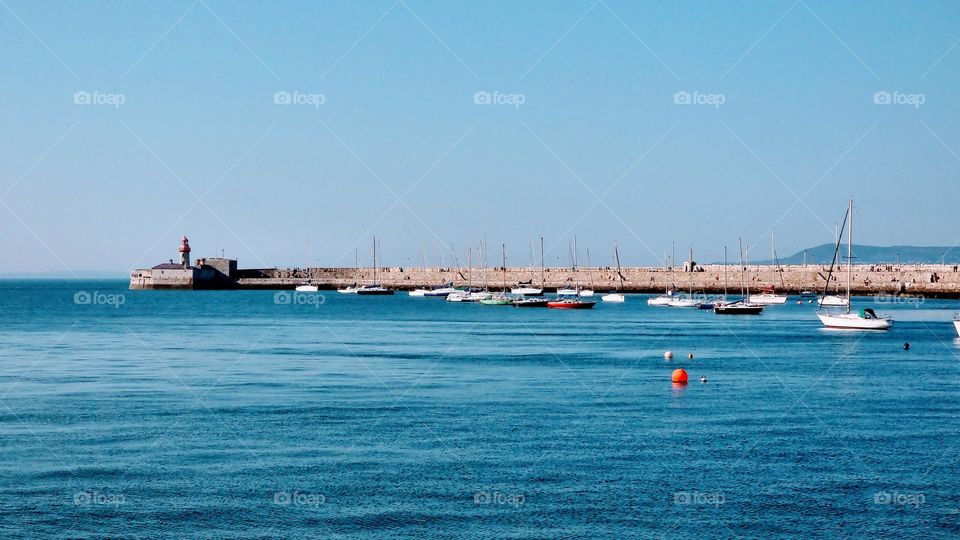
[513,297,549,307]
[511,285,543,295]
[667,296,699,308]
[480,244,513,306]
[816,200,892,330]
[714,241,763,315]
[749,232,789,304]
[356,237,394,295]
[355,284,393,295]
[715,299,764,315]
[601,243,627,303]
[547,299,596,309]
[954,314,960,337]
[295,284,319,292]
[749,287,788,305]
[647,294,674,306]
[423,284,457,297]
[479,295,512,305]
[818,295,849,307]
[817,308,891,330]
[513,239,545,295]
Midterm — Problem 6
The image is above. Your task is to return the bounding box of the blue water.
[2,280,960,538]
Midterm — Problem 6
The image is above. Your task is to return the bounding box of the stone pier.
[226,264,960,297]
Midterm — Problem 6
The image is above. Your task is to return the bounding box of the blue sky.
[1,0,959,274]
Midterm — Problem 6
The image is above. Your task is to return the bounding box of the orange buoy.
[672,368,688,384]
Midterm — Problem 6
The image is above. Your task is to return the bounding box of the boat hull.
[408,289,428,297]
[513,298,549,307]
[295,285,319,292]
[547,300,596,309]
[511,287,543,296]
[817,311,892,330]
[748,294,788,305]
[714,302,764,315]
[355,288,394,295]
[954,320,960,337]
[601,293,625,303]
[424,287,456,297]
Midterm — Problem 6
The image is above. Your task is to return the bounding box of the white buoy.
[700,375,708,384]
[687,353,694,360]
[664,351,674,360]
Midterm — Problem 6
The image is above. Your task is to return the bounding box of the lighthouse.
[179,236,191,268]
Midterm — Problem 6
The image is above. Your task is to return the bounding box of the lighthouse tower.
[179,236,191,268]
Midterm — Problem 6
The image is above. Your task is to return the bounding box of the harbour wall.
[230,264,960,297]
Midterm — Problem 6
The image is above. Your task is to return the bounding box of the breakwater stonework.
[228,264,960,297]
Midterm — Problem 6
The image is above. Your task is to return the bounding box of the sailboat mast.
[501,243,507,292]
[306,240,312,273]
[372,236,377,285]
[528,239,534,282]
[847,199,853,313]
[573,236,579,290]
[744,242,750,297]
[739,237,746,298]
[468,245,472,288]
[614,243,623,290]
[671,241,676,292]
[540,237,545,288]
[586,247,594,290]
[723,245,728,299]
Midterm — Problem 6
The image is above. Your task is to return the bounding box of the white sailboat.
[579,243,595,297]
[355,237,394,295]
[512,239,544,295]
[749,230,788,304]
[953,314,960,337]
[668,246,699,307]
[714,239,764,315]
[601,242,626,303]
[648,246,676,306]
[557,239,581,296]
[818,225,850,307]
[818,294,850,307]
[337,248,360,293]
[409,245,430,296]
[816,200,892,330]
[296,241,320,292]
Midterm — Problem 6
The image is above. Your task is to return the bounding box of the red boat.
[547,299,596,309]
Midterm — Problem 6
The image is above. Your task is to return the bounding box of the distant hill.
[752,244,960,265]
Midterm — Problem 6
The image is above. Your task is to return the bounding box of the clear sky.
[2,0,959,275]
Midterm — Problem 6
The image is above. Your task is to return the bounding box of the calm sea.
[2,279,959,538]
